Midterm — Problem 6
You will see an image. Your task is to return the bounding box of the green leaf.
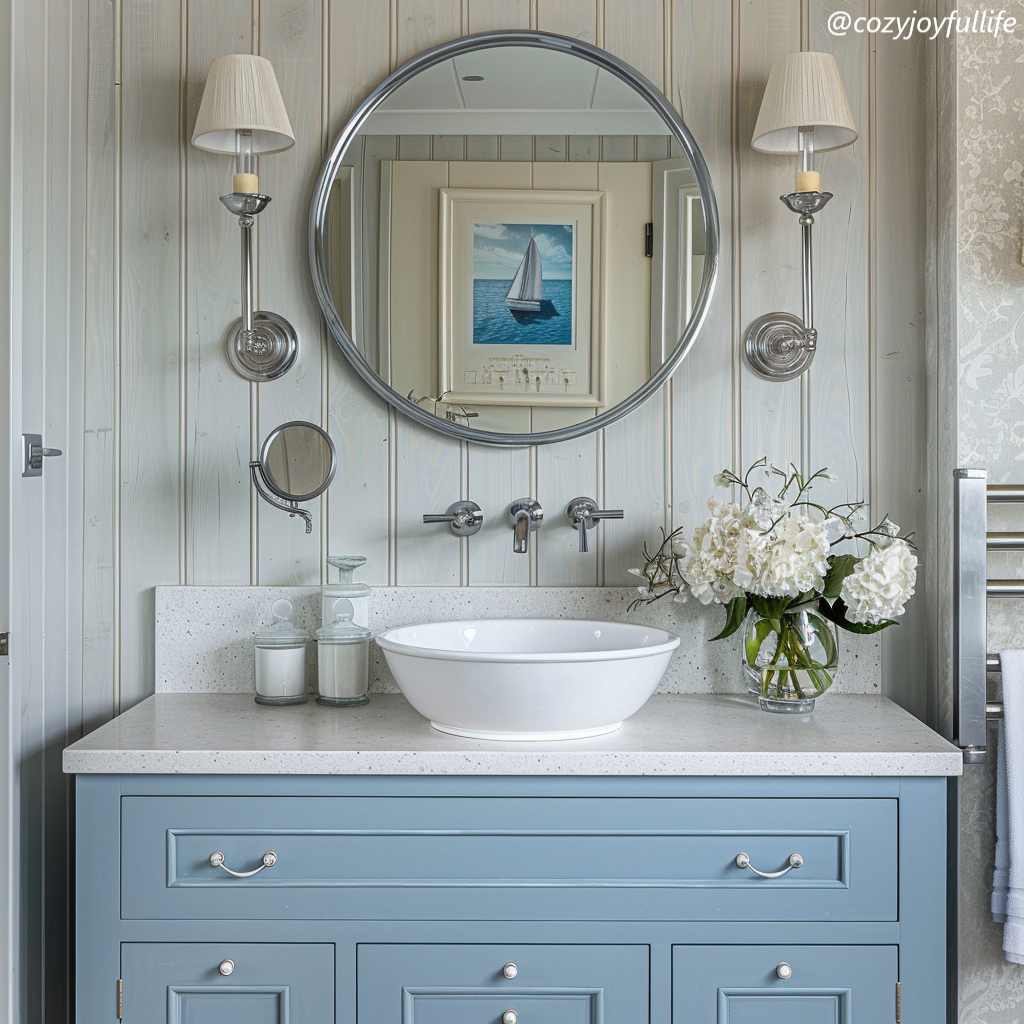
[822,554,858,599]
[710,595,748,641]
[745,617,776,666]
[806,611,837,664]
[817,597,897,635]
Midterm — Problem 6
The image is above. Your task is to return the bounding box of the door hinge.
[117,978,123,1020]
[645,222,653,257]
[0,633,7,656]
[896,980,901,1023]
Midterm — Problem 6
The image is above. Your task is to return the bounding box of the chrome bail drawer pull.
[734,851,803,878]
[209,850,277,877]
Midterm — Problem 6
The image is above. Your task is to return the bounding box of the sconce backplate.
[743,312,816,382]
[226,311,299,382]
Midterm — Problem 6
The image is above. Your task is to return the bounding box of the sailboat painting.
[472,222,573,346]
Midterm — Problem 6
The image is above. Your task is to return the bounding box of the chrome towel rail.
[955,469,1024,758]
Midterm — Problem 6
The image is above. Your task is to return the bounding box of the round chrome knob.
[502,1011,518,1024]
[502,963,518,979]
[776,962,792,980]
[218,959,235,976]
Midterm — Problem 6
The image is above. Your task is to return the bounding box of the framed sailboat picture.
[439,188,605,408]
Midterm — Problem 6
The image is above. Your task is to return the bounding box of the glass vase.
[742,608,839,713]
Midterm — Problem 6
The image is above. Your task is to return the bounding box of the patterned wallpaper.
[956,2,1024,1020]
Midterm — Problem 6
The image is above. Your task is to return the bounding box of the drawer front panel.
[120,942,333,1024]
[120,795,896,921]
[358,943,647,1024]
[673,944,898,1024]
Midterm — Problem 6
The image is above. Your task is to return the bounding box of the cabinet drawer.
[673,944,898,1023]
[120,942,333,1024]
[358,943,648,1023]
[120,794,897,921]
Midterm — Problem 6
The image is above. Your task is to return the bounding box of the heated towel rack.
[953,469,1024,763]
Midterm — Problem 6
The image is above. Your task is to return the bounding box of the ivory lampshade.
[751,52,858,154]
[192,54,295,154]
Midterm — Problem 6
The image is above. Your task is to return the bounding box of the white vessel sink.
[375,618,680,741]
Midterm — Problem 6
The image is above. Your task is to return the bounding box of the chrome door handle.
[734,851,803,878]
[209,850,277,877]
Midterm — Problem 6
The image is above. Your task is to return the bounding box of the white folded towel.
[996,650,1024,961]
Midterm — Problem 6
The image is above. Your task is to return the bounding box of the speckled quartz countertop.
[63,692,962,776]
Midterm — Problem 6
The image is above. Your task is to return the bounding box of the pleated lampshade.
[192,54,295,154]
[751,52,858,154]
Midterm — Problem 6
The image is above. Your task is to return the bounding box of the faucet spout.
[507,498,543,555]
[513,510,531,553]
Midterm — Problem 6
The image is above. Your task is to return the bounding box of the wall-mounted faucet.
[508,499,543,554]
[422,500,484,537]
[565,496,623,553]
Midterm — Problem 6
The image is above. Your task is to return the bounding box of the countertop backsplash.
[154,586,882,696]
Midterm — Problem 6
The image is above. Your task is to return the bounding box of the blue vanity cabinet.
[120,942,334,1023]
[73,774,950,1024]
[673,945,899,1023]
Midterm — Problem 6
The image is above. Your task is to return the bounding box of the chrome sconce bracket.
[222,192,298,382]
[743,190,832,383]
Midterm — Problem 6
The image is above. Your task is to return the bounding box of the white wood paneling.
[82,0,930,724]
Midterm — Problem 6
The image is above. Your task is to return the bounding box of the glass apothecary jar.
[323,554,371,628]
[315,598,372,706]
[253,598,310,706]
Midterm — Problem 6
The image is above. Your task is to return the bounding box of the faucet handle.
[565,496,624,553]
[423,500,484,537]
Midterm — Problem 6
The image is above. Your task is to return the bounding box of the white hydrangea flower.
[840,538,918,624]
[745,510,831,598]
[682,499,750,604]
[681,498,830,603]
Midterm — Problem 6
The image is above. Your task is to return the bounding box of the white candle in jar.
[317,641,368,700]
[255,644,307,698]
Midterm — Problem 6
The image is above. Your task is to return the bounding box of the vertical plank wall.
[85,0,931,717]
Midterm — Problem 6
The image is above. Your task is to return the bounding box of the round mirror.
[310,30,719,446]
[260,421,337,501]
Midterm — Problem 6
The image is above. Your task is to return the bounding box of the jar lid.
[315,598,373,643]
[254,598,311,647]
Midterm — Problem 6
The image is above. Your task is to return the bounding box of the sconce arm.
[249,461,313,533]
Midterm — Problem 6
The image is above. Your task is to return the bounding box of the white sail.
[505,237,543,310]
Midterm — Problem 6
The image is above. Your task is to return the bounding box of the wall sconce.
[192,54,298,381]
[744,52,858,382]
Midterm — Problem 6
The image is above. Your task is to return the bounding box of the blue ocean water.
[473,278,572,346]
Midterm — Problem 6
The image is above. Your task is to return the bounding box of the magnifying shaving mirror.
[250,421,337,532]
[309,30,719,447]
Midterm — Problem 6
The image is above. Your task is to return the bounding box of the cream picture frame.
[439,187,605,408]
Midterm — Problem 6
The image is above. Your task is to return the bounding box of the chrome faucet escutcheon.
[508,498,543,554]
[565,496,623,553]
[423,500,484,537]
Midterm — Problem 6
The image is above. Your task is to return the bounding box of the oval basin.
[376,618,680,741]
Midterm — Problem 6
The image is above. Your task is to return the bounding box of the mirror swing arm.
[308,30,720,447]
[249,459,314,533]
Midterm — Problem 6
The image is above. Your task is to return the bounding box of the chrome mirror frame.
[250,420,337,533]
[309,30,720,448]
